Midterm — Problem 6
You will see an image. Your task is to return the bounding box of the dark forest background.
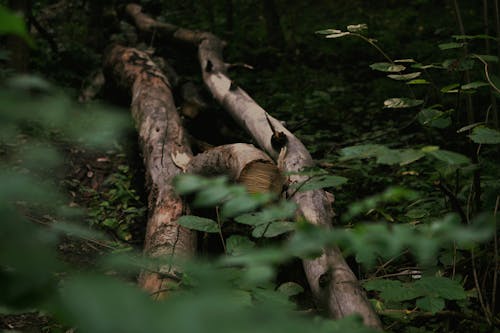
[0,1,499,332]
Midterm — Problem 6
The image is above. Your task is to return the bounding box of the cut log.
[103,44,197,299]
[125,4,382,328]
[187,143,283,194]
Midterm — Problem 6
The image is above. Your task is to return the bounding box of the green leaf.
[339,144,387,160]
[235,201,297,226]
[370,62,406,72]
[225,235,255,256]
[252,222,295,238]
[461,81,489,90]
[193,183,233,207]
[407,79,430,85]
[472,54,499,63]
[398,149,425,165]
[173,174,209,195]
[293,175,348,192]
[417,108,451,128]
[416,296,444,314]
[222,192,273,219]
[325,31,351,38]
[339,145,423,166]
[438,42,464,50]
[387,72,421,81]
[442,58,475,71]
[426,149,470,165]
[364,279,423,302]
[441,83,460,93]
[315,28,343,35]
[177,215,219,233]
[405,209,428,219]
[0,5,34,46]
[469,126,500,144]
[414,276,467,300]
[277,282,304,297]
[453,34,497,40]
[346,24,367,33]
[383,98,423,108]
[395,59,416,63]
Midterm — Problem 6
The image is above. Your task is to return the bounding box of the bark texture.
[125,4,381,328]
[187,143,283,194]
[103,44,196,299]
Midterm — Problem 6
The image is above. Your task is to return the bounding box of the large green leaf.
[235,201,297,226]
[370,62,406,72]
[438,42,464,50]
[173,174,210,195]
[252,222,295,238]
[225,235,255,256]
[387,72,421,81]
[221,192,273,218]
[193,183,233,207]
[469,126,500,144]
[426,149,470,165]
[416,296,444,314]
[461,81,489,90]
[340,145,423,166]
[177,215,219,233]
[364,279,424,302]
[347,24,368,33]
[414,276,466,300]
[417,108,451,128]
[293,175,348,191]
[383,98,423,108]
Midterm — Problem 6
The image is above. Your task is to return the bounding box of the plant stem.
[352,33,416,98]
[452,0,482,213]
[215,206,227,253]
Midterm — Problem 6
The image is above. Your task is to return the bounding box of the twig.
[215,206,227,253]
[472,54,500,94]
[435,180,467,224]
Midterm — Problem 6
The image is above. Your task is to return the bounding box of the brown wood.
[125,4,382,328]
[103,44,196,299]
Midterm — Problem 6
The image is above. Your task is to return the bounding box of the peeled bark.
[125,4,382,328]
[103,44,196,299]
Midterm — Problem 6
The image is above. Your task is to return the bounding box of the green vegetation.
[1,1,499,332]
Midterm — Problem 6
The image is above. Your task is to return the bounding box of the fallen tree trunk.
[103,44,197,299]
[125,4,382,328]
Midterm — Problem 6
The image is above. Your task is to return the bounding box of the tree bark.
[124,4,382,328]
[103,44,197,299]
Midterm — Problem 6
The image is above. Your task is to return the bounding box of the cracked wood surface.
[104,44,196,299]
